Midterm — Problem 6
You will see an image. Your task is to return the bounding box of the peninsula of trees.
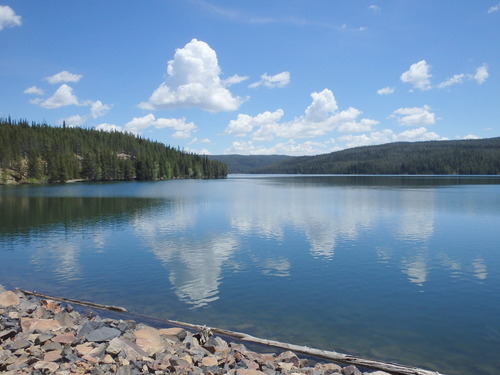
[210,138,500,175]
[0,118,228,184]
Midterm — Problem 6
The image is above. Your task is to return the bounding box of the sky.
[1,1,499,156]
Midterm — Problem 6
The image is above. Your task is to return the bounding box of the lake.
[1,175,499,374]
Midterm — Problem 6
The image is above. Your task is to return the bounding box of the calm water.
[1,175,500,374]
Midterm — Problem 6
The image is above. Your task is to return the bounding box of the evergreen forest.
[251,138,500,175]
[0,118,228,184]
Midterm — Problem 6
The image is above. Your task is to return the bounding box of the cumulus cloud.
[139,39,243,112]
[225,89,378,143]
[488,3,500,13]
[474,64,489,84]
[39,84,80,108]
[400,60,432,91]
[391,105,436,127]
[249,71,291,88]
[462,134,481,140]
[95,123,122,132]
[45,71,83,84]
[125,114,197,139]
[90,100,112,118]
[57,115,86,127]
[24,86,45,95]
[225,110,284,137]
[225,140,328,156]
[377,86,395,95]
[339,127,445,149]
[0,5,21,30]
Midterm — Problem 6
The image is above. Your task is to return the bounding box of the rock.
[364,372,391,375]
[76,320,103,339]
[201,356,219,367]
[276,351,301,366]
[0,329,17,340]
[43,341,63,351]
[134,327,166,355]
[106,337,148,360]
[54,311,75,328]
[236,369,266,375]
[342,365,363,375]
[158,327,187,342]
[44,349,62,362]
[9,338,31,350]
[0,291,20,307]
[52,332,77,344]
[34,333,54,345]
[75,343,94,356]
[20,317,61,332]
[86,326,121,342]
[88,342,107,359]
[33,360,59,372]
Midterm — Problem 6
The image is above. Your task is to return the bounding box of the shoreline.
[0,287,440,375]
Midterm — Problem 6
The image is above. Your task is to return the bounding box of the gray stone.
[86,327,121,342]
[0,329,17,340]
[9,338,31,350]
[42,341,63,351]
[55,311,76,328]
[34,332,54,345]
[77,320,103,339]
[342,365,363,375]
[106,337,148,360]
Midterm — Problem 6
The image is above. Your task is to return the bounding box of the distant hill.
[250,138,500,175]
[207,154,294,173]
[0,118,228,184]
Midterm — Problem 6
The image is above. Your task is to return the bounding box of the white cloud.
[488,3,500,13]
[225,110,284,137]
[40,84,80,108]
[24,86,45,95]
[391,105,435,127]
[57,115,86,127]
[225,89,378,142]
[369,5,380,13]
[222,74,249,86]
[473,64,489,84]
[400,60,432,91]
[139,39,243,112]
[90,100,112,118]
[340,127,445,149]
[95,123,122,132]
[249,71,291,88]
[304,89,338,121]
[45,71,83,84]
[377,86,395,95]
[437,74,465,88]
[124,114,197,139]
[225,139,328,156]
[0,5,21,30]
[462,134,481,140]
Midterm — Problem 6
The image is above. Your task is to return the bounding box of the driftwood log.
[17,289,443,375]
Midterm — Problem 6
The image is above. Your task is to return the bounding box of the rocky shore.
[0,287,389,375]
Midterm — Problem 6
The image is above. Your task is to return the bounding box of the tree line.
[0,118,228,184]
[250,138,500,175]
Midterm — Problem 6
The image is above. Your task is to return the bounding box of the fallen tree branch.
[17,289,128,312]
[16,289,443,375]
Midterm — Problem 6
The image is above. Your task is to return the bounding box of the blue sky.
[1,1,499,155]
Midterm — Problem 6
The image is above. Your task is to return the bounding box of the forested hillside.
[0,118,227,184]
[251,138,500,175]
[207,154,293,173]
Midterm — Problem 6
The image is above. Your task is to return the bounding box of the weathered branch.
[16,289,444,375]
